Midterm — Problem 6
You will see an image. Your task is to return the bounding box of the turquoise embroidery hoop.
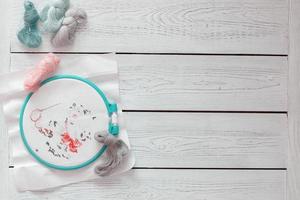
[19,74,119,170]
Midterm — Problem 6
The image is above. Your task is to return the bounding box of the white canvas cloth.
[0,54,135,191]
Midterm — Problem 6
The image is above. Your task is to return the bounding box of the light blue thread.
[40,0,70,33]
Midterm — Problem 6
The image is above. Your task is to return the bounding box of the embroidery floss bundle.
[24,53,60,92]
[94,131,129,176]
[40,0,70,33]
[17,0,42,48]
[52,8,87,47]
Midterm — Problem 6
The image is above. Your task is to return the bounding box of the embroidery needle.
[30,103,61,122]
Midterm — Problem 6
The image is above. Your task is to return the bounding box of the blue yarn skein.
[40,0,70,33]
[17,1,41,48]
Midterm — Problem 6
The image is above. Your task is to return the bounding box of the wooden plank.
[11,54,288,111]
[12,169,286,200]
[126,112,287,168]
[118,55,287,111]
[0,2,10,73]
[11,0,288,54]
[0,0,12,200]
[288,0,300,199]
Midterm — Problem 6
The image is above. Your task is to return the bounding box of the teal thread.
[108,103,118,114]
[17,1,42,48]
[109,122,119,136]
[19,75,115,170]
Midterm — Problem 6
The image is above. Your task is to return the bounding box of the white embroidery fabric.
[0,54,135,191]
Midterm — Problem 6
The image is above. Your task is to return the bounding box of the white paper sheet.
[0,54,135,191]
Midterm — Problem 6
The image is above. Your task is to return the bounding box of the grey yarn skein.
[52,8,87,47]
[94,131,129,176]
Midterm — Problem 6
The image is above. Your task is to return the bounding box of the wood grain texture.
[0,1,12,200]
[126,112,287,168]
[11,54,288,111]
[118,55,288,111]
[288,0,300,199]
[12,169,286,200]
[11,0,288,54]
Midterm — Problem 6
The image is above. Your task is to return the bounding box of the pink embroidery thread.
[24,53,60,92]
[29,102,92,155]
[61,118,82,153]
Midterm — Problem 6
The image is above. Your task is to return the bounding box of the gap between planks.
[8,166,287,170]
[11,52,288,57]
[123,110,287,114]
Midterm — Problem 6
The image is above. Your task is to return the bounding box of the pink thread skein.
[24,53,60,92]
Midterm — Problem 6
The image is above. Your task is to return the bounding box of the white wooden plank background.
[288,0,300,199]
[11,54,288,112]
[11,169,286,200]
[126,112,287,168]
[118,55,287,111]
[3,0,291,199]
[11,0,288,54]
[0,0,12,200]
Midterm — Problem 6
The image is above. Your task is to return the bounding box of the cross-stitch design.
[30,102,97,160]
